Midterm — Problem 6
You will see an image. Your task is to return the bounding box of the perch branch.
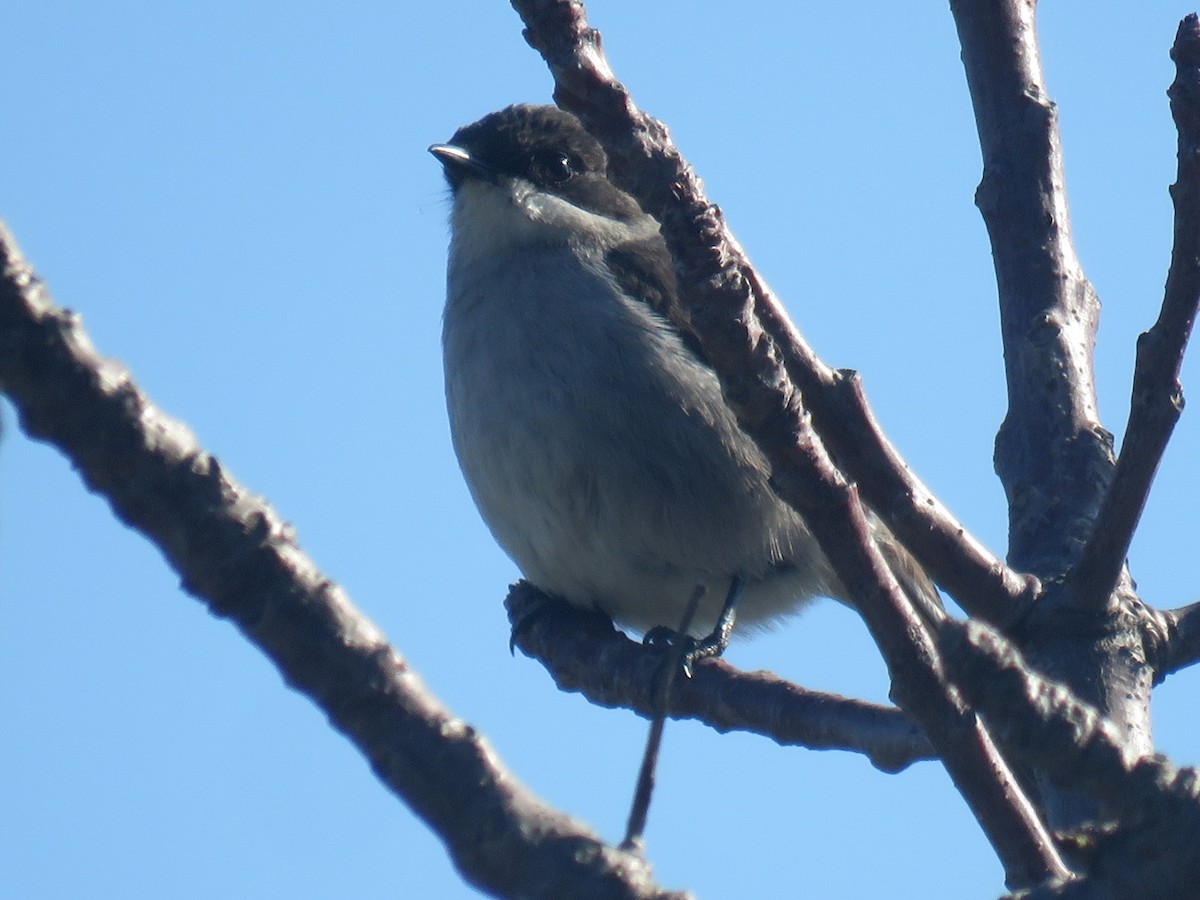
[506,583,933,773]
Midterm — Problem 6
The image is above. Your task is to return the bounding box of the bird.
[430,104,940,665]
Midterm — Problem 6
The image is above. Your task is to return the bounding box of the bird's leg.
[644,576,744,676]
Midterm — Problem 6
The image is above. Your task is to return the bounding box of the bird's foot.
[643,625,728,678]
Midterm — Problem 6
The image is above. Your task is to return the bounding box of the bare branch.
[1073,14,1200,609]
[0,222,688,900]
[945,619,1200,900]
[949,0,1112,582]
[510,1,1069,886]
[823,371,1040,624]
[943,619,1137,800]
[506,582,933,773]
[510,0,1027,628]
[950,7,1167,835]
[1154,599,1200,680]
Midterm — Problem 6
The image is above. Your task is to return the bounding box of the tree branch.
[821,370,1041,624]
[510,1,1069,886]
[949,0,1166,836]
[510,0,1029,629]
[1153,599,1200,680]
[944,619,1200,900]
[1072,14,1200,610]
[505,582,934,773]
[0,222,687,900]
[948,0,1111,582]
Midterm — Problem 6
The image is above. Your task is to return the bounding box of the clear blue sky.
[3,3,1197,898]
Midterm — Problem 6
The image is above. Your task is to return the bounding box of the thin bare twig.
[1154,599,1200,680]
[0,223,687,900]
[622,589,701,851]
[510,1,1069,886]
[1072,15,1200,610]
[510,0,1027,629]
[506,583,933,772]
[822,371,1041,622]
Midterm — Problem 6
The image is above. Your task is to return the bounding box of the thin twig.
[1153,599,1200,680]
[821,370,1041,623]
[622,588,702,851]
[0,222,688,900]
[1072,14,1200,609]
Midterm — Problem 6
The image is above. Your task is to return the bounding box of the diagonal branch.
[0,222,687,900]
[505,582,934,773]
[949,0,1111,583]
[511,0,1068,887]
[1072,14,1200,611]
[945,619,1200,900]
[510,0,1030,629]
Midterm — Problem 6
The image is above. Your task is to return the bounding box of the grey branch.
[506,582,934,773]
[1072,14,1200,612]
[0,223,688,900]
[1155,598,1200,680]
[949,0,1171,839]
[944,619,1200,900]
[949,0,1112,584]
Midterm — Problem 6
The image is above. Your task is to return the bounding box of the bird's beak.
[429,143,496,181]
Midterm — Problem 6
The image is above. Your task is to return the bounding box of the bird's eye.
[531,151,575,185]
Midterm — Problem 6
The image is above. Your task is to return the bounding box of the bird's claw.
[642,626,724,677]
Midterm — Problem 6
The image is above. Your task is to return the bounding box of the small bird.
[431,104,939,662]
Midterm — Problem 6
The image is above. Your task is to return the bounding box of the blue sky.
[2,3,1198,898]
